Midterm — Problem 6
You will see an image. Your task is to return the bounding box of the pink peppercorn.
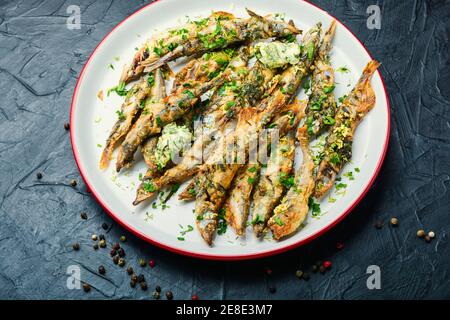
[149,259,156,268]
[323,260,332,269]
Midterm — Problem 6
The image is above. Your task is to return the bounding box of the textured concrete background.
[0,0,449,300]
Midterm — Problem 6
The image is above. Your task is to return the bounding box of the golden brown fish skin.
[99,73,158,169]
[116,68,228,173]
[224,163,260,235]
[121,9,300,81]
[177,178,198,201]
[305,21,337,138]
[314,60,380,199]
[192,25,322,245]
[141,136,159,168]
[115,69,166,171]
[268,126,315,240]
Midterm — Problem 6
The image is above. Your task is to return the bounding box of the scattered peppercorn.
[36,172,43,179]
[375,221,383,229]
[153,291,160,299]
[302,272,310,281]
[166,291,173,300]
[130,280,136,288]
[149,259,155,268]
[118,248,125,257]
[417,229,425,238]
[98,265,106,275]
[424,235,431,243]
[72,243,80,251]
[70,179,77,187]
[155,285,161,293]
[269,287,276,294]
[64,122,70,130]
[137,274,145,283]
[319,265,326,274]
[99,239,106,248]
[91,234,98,241]
[102,223,108,230]
[99,234,105,240]
[112,255,119,264]
[323,261,332,269]
[93,244,99,250]
[191,294,199,300]
[428,231,435,238]
[82,283,91,292]
[295,270,304,279]
[139,258,146,267]
[80,212,88,220]
[118,258,125,267]
[140,282,148,291]
[120,236,127,242]
[131,274,138,282]
[336,242,344,250]
[112,243,120,250]
[110,249,116,257]
[390,217,398,226]
[127,266,134,275]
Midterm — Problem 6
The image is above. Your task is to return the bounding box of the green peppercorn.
[120,236,127,242]
[295,270,303,279]
[118,258,125,267]
[98,266,105,275]
[153,291,160,299]
[112,256,119,265]
[139,258,146,267]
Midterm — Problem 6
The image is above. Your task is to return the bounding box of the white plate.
[70,0,390,260]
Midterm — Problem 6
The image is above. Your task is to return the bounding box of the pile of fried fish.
[99,9,380,245]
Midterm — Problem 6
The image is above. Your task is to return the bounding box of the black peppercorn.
[319,265,326,274]
[375,221,383,229]
[102,223,108,230]
[98,266,105,275]
[302,272,310,281]
[64,122,70,130]
[113,255,119,264]
[70,179,77,187]
[80,212,88,220]
[140,282,148,291]
[166,291,173,300]
[82,283,91,292]
[137,274,145,283]
[93,244,99,250]
[110,249,117,257]
[130,280,136,288]
[36,172,43,179]
[127,266,134,275]
[155,285,161,293]
[131,274,138,282]
[72,243,80,251]
[99,234,105,240]
[117,248,125,257]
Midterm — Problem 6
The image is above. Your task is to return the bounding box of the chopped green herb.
[273,216,284,226]
[336,66,350,73]
[155,116,162,127]
[116,110,126,120]
[355,167,360,173]
[108,82,128,96]
[307,42,315,61]
[247,166,257,173]
[147,74,155,87]
[279,173,295,189]
[183,89,195,99]
[308,198,321,216]
[153,46,163,57]
[323,116,336,125]
[177,237,185,241]
[252,214,265,225]
[107,63,115,70]
[247,177,255,184]
[335,182,347,190]
[323,85,335,93]
[143,180,157,193]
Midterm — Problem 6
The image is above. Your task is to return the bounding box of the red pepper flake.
[264,267,272,275]
[149,259,156,268]
[323,260,332,269]
[336,242,344,250]
[191,294,199,300]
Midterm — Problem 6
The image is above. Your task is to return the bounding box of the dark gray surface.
[0,0,449,300]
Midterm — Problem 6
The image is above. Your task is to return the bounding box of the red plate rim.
[70,0,391,261]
